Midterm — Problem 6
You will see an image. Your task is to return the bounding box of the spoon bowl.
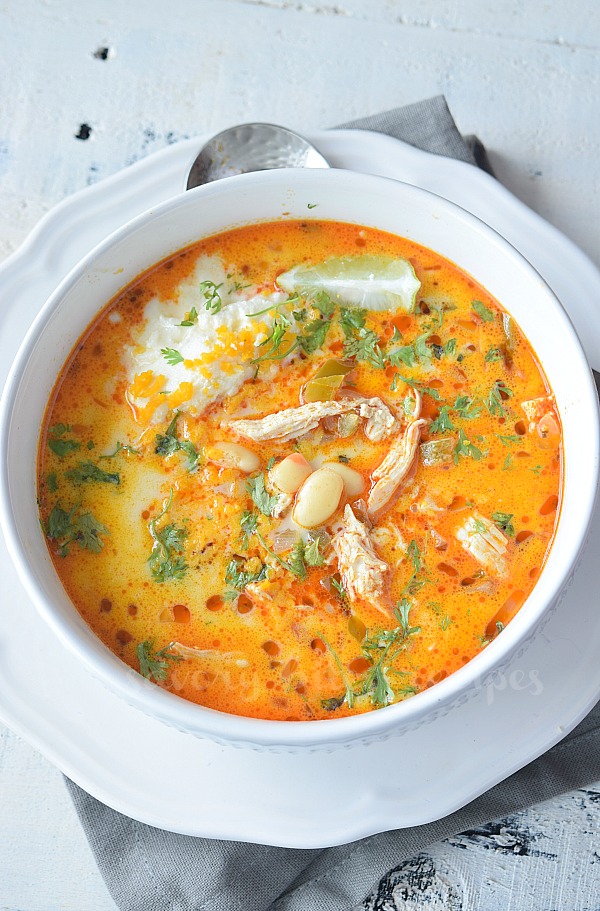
[186,122,330,188]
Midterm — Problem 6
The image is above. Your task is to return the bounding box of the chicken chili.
[38,220,562,720]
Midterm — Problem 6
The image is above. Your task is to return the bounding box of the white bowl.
[1,168,598,750]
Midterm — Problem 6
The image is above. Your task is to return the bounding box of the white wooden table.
[0,2,598,908]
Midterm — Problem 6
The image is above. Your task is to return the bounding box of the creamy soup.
[38,220,562,721]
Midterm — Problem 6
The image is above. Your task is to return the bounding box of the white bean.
[322,461,365,497]
[269,453,313,494]
[209,442,260,473]
[293,467,344,528]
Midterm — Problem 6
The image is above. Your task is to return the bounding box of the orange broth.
[38,220,562,720]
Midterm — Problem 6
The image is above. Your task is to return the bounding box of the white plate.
[1,130,599,848]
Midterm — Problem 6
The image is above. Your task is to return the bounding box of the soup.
[37,220,562,721]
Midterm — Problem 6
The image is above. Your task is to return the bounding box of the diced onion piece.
[303,359,354,403]
[420,438,454,466]
[322,461,365,497]
[269,452,313,494]
[338,412,360,438]
[293,467,344,528]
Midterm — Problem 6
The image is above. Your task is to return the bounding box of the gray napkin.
[65,96,600,911]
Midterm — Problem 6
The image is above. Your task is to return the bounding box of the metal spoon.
[186,122,330,189]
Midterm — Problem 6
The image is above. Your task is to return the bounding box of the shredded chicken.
[367,418,427,515]
[170,642,248,665]
[331,505,391,616]
[521,395,555,432]
[227,396,397,443]
[455,513,508,576]
[355,397,398,441]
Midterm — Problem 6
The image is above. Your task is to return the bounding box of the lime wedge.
[277,255,421,312]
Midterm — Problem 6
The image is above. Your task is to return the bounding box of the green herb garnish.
[65,461,120,486]
[247,473,280,517]
[47,424,81,458]
[472,299,495,322]
[453,428,483,463]
[486,380,513,418]
[137,639,182,682]
[46,502,109,556]
[161,347,184,366]
[179,307,199,326]
[429,405,456,434]
[154,412,200,471]
[147,489,188,583]
[491,511,515,536]
[199,280,223,314]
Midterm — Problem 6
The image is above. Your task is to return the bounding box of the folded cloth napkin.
[65,96,600,911]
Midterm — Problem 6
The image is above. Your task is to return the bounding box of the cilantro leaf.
[46,502,109,556]
[161,347,184,366]
[65,461,120,486]
[298,318,330,355]
[179,307,199,327]
[247,473,280,516]
[199,280,223,314]
[137,639,182,682]
[304,535,325,567]
[240,510,258,549]
[224,557,267,591]
[491,511,515,536]
[472,299,495,322]
[343,328,385,369]
[453,428,484,463]
[311,291,335,317]
[429,405,455,434]
[147,489,188,582]
[288,541,308,580]
[154,412,200,470]
[486,380,513,418]
[339,308,366,336]
[47,425,81,459]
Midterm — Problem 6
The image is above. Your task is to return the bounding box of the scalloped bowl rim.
[0,167,598,749]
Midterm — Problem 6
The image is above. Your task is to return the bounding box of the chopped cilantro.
[199,280,223,314]
[344,327,387,368]
[147,489,188,583]
[137,639,182,682]
[247,473,280,516]
[161,347,184,366]
[497,433,520,446]
[239,510,258,549]
[179,307,199,327]
[65,461,120,486]
[492,511,515,536]
[339,307,366,336]
[224,557,267,591]
[453,394,482,420]
[486,380,513,418]
[47,424,81,458]
[46,502,109,556]
[485,346,503,363]
[429,405,455,434]
[407,539,422,574]
[472,299,495,322]
[154,412,200,471]
[453,428,483,463]
[310,291,335,317]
